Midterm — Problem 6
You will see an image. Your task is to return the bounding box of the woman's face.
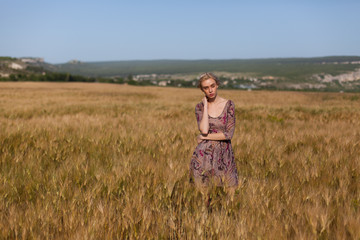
[201,78,218,99]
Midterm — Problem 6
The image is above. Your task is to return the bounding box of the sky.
[1,0,359,63]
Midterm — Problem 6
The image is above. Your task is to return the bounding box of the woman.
[189,72,238,191]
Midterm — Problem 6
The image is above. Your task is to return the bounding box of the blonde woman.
[189,72,238,193]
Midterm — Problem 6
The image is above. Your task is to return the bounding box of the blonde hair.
[197,72,220,89]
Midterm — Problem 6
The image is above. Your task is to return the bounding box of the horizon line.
[55,55,360,64]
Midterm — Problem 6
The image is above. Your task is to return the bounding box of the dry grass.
[1,82,360,239]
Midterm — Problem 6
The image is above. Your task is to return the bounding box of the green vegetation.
[0,61,123,84]
[1,56,360,92]
[52,56,360,79]
[0,72,124,84]
[0,56,17,61]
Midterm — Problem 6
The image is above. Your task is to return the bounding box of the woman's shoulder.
[222,98,234,107]
[196,101,204,107]
[225,99,235,110]
[195,101,204,111]
[225,99,235,116]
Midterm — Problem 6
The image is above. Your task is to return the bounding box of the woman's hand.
[197,134,205,144]
[199,96,209,135]
[202,96,208,107]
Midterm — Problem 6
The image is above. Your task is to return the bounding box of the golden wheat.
[1,82,359,239]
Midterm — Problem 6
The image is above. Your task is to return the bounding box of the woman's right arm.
[198,97,209,135]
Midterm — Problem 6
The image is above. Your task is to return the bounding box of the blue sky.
[1,0,359,63]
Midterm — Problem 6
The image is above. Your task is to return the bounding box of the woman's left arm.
[198,101,236,142]
[199,132,227,141]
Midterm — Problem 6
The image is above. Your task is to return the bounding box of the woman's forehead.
[201,78,216,87]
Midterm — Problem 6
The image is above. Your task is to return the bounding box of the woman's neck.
[208,95,221,104]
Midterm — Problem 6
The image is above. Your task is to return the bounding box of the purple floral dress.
[189,100,239,187]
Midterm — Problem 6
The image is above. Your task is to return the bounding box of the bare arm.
[199,132,227,141]
[198,97,209,135]
[197,100,236,143]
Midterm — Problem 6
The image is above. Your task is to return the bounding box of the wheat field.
[0,82,359,239]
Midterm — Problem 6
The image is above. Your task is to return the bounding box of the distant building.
[133,74,158,81]
[235,84,257,89]
[262,76,275,80]
[158,81,167,86]
[313,68,360,83]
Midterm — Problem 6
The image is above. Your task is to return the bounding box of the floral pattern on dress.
[189,100,238,187]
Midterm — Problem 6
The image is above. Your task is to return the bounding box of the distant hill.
[51,56,360,79]
[2,56,360,91]
[0,57,106,83]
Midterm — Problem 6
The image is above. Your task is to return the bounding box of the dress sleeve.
[195,103,203,131]
[224,100,235,140]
